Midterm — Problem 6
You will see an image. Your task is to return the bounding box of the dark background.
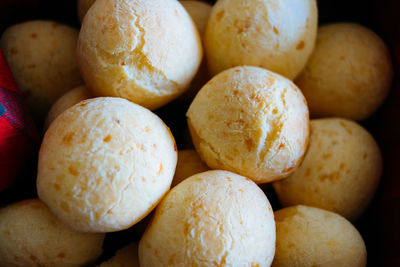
[0,0,399,266]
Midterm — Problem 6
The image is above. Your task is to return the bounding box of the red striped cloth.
[0,48,38,191]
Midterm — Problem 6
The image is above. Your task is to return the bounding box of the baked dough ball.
[204,0,318,79]
[100,243,139,267]
[272,205,366,267]
[295,23,393,120]
[177,0,212,102]
[273,118,382,221]
[139,170,276,266]
[37,97,177,232]
[187,66,309,183]
[1,20,82,122]
[172,149,209,187]
[77,0,96,22]
[77,0,202,110]
[0,199,105,267]
[44,85,92,130]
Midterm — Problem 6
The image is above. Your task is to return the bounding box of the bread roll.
[273,118,382,221]
[1,20,82,123]
[295,23,393,120]
[187,66,309,183]
[139,170,276,266]
[273,205,366,267]
[77,0,202,110]
[204,0,318,79]
[0,199,104,267]
[37,97,177,232]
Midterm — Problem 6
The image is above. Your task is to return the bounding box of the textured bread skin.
[44,85,91,130]
[1,20,82,122]
[273,205,367,267]
[204,0,318,79]
[37,97,177,233]
[187,66,309,184]
[139,170,276,266]
[0,199,105,267]
[295,23,393,120]
[100,243,139,267]
[172,149,209,187]
[77,0,96,22]
[273,118,382,221]
[77,0,202,110]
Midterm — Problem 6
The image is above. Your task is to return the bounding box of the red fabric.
[0,49,38,191]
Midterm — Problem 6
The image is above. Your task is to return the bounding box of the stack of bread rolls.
[0,0,393,266]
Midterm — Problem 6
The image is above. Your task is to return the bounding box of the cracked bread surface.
[187,66,309,184]
[37,97,177,233]
[77,0,202,110]
[139,170,276,266]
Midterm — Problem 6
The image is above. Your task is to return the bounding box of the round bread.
[77,0,96,22]
[272,205,366,267]
[187,66,309,183]
[139,170,276,266]
[100,243,139,267]
[1,20,82,122]
[295,23,393,120]
[204,0,318,79]
[0,199,105,267]
[44,85,92,130]
[273,118,382,221]
[37,97,177,232]
[177,0,212,102]
[77,0,202,110]
[172,149,209,187]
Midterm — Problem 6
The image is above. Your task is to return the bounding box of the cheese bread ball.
[273,118,382,221]
[187,66,309,184]
[172,149,209,187]
[44,85,92,130]
[100,243,139,267]
[139,170,276,266]
[1,20,82,122]
[37,97,177,232]
[77,0,96,22]
[295,23,393,120]
[177,0,212,102]
[77,0,202,110]
[205,0,318,79]
[272,205,366,267]
[0,199,105,267]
